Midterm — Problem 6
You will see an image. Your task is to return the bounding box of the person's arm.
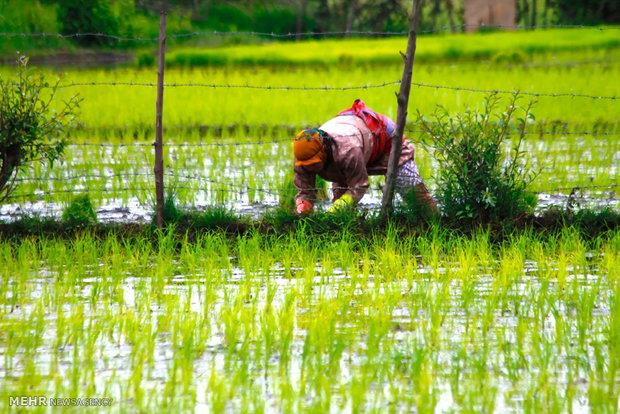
[294,166,317,213]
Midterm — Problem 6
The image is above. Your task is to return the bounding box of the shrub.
[252,7,298,35]
[57,0,120,47]
[0,55,80,202]
[418,93,538,223]
[62,194,97,227]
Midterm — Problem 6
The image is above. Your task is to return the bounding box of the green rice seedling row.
[0,229,618,412]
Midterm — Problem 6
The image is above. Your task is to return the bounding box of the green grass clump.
[395,186,439,224]
[61,194,97,226]
[162,191,182,224]
[182,206,242,231]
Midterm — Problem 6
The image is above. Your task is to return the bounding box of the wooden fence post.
[154,11,166,228]
[380,0,423,218]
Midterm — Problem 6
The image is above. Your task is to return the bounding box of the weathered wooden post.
[154,11,166,228]
[380,0,423,218]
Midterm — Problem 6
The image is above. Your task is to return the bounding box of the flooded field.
[1,230,618,412]
[1,130,617,222]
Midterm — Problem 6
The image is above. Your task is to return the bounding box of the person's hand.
[327,194,354,213]
[295,199,313,214]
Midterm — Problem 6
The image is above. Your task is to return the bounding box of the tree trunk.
[431,0,441,31]
[542,0,548,26]
[531,0,537,28]
[381,0,422,217]
[315,0,330,33]
[445,0,457,32]
[295,0,308,40]
[518,0,530,27]
[345,0,357,35]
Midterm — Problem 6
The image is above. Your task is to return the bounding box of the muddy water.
[0,190,616,223]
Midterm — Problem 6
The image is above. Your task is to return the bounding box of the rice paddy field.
[0,28,619,219]
[0,27,619,412]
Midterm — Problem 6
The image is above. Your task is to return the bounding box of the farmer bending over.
[293,99,436,214]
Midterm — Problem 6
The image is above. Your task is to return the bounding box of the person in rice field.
[293,98,437,214]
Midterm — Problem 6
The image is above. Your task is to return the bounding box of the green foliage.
[56,0,120,47]
[184,207,240,230]
[0,0,64,53]
[62,194,97,226]
[554,0,620,25]
[395,187,437,225]
[252,7,303,35]
[278,173,297,211]
[0,55,80,202]
[418,93,538,223]
[162,191,182,224]
[136,52,155,67]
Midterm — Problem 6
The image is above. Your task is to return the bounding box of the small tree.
[418,93,538,223]
[0,55,80,202]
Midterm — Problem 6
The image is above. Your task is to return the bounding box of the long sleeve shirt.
[294,115,415,204]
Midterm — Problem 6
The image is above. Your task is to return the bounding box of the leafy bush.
[418,93,538,223]
[253,7,299,35]
[62,194,97,226]
[57,0,120,47]
[0,55,80,202]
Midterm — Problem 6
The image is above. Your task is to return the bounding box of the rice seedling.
[0,227,618,412]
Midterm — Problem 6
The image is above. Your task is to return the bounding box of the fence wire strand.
[63,127,620,148]
[53,80,619,100]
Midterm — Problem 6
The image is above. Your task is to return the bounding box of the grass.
[18,48,620,129]
[0,226,618,411]
[164,27,620,67]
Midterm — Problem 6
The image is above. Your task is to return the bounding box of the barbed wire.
[0,24,616,42]
[53,79,619,100]
[6,172,617,199]
[56,80,403,91]
[410,81,618,100]
[63,127,619,148]
[4,186,152,200]
[12,172,154,183]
